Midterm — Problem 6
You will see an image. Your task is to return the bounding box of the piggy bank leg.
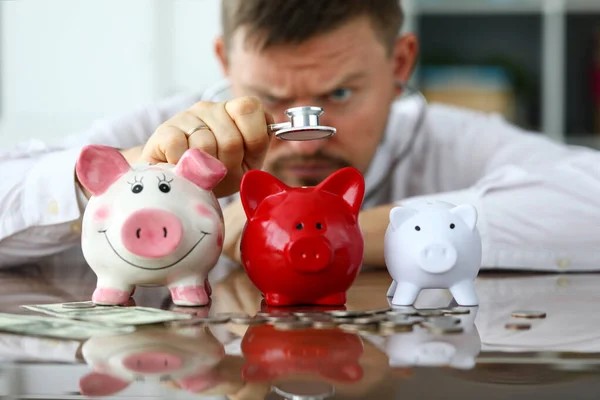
[387,280,397,297]
[92,281,134,306]
[390,282,421,306]
[449,280,478,306]
[168,276,210,306]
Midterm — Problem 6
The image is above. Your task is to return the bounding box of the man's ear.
[214,36,230,76]
[392,33,419,96]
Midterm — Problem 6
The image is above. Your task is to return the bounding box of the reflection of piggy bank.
[239,167,365,306]
[241,325,364,383]
[76,145,226,306]
[79,325,226,397]
[385,308,481,370]
[384,201,482,306]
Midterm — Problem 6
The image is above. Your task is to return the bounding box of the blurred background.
[0,0,599,150]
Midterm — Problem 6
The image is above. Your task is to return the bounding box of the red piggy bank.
[240,325,364,383]
[239,167,365,307]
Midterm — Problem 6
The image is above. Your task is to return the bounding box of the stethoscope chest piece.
[269,106,336,141]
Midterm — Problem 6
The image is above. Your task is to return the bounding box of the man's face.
[218,17,414,187]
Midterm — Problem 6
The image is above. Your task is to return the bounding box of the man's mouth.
[99,230,209,271]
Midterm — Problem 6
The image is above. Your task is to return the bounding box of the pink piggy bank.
[239,167,365,307]
[75,145,226,306]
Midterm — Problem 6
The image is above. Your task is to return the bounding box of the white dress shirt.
[1,80,600,281]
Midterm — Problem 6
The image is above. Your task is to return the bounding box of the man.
[1,0,599,282]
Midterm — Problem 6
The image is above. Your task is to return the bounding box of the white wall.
[0,0,224,150]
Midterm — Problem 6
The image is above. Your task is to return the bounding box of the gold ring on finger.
[186,124,211,137]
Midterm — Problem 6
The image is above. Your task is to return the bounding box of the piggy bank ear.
[174,149,227,191]
[76,145,130,196]
[79,372,130,397]
[239,170,288,219]
[450,204,478,231]
[389,206,417,231]
[317,167,365,216]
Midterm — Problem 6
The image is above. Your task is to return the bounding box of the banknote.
[0,312,135,340]
[22,302,193,326]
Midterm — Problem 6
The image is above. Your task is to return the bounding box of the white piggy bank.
[384,201,482,306]
[385,308,481,370]
[79,325,226,397]
[75,145,226,306]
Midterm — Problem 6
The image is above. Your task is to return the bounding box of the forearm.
[359,204,396,268]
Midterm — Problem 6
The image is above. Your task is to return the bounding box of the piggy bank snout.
[122,352,183,373]
[121,209,183,258]
[287,236,332,273]
[418,241,457,274]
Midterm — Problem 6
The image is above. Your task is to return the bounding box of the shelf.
[407,0,600,15]
[565,135,600,150]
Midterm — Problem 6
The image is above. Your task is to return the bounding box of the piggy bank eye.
[316,222,323,230]
[415,226,421,231]
[450,223,455,229]
[128,176,144,194]
[296,223,304,230]
[158,183,171,193]
[157,174,173,193]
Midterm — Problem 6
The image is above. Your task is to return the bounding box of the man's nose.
[286,137,327,155]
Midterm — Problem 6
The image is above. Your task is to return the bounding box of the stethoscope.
[200,79,428,202]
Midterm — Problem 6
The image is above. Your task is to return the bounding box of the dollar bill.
[22,302,193,326]
[0,312,135,340]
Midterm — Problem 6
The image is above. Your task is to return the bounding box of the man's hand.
[140,97,273,199]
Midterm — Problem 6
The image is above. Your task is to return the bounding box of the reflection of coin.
[505,322,531,330]
[366,308,392,315]
[274,320,312,331]
[274,381,335,400]
[339,323,379,333]
[422,321,463,334]
[230,315,267,325]
[511,310,546,319]
[62,301,96,309]
[312,319,337,329]
[442,307,471,315]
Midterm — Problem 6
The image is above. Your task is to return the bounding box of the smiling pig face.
[76,145,226,306]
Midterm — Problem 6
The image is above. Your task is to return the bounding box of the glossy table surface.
[1,263,600,400]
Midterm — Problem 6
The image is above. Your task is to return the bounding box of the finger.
[224,97,270,170]
[189,101,244,171]
[141,125,188,164]
[166,111,210,136]
[186,123,218,160]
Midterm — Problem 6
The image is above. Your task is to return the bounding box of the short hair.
[220,0,404,55]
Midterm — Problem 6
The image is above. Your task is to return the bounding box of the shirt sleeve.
[0,93,201,268]
[400,122,600,272]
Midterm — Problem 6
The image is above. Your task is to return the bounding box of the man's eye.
[329,88,352,102]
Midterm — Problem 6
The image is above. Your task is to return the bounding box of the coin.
[274,320,312,331]
[366,307,392,315]
[442,307,471,315]
[416,309,445,317]
[230,315,267,325]
[388,306,418,316]
[380,320,415,331]
[429,316,461,325]
[353,315,387,325]
[326,310,369,318]
[170,314,230,326]
[62,301,96,309]
[511,310,546,319]
[505,322,531,330]
[293,311,325,318]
